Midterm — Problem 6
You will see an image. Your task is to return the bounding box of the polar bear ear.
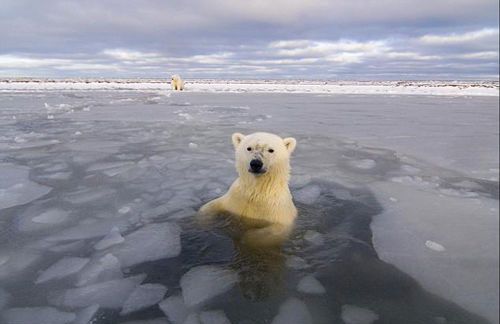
[283,137,296,153]
[232,133,245,149]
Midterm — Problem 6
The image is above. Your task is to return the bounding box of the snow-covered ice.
[180,265,238,307]
[93,226,125,250]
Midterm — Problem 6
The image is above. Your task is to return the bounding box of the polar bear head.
[232,132,296,179]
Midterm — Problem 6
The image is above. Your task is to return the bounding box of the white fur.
[199,132,297,246]
[171,74,184,91]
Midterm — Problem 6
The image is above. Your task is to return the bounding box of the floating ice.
[297,275,326,294]
[184,310,231,324]
[32,209,69,224]
[2,306,76,324]
[294,185,321,204]
[45,217,130,242]
[121,319,169,324]
[50,274,146,309]
[425,240,446,252]
[74,304,99,324]
[180,265,238,307]
[158,295,189,324]
[94,227,125,250]
[36,257,90,284]
[64,188,116,205]
[17,208,70,232]
[189,142,198,149]
[285,256,309,270]
[349,159,376,170]
[341,305,379,324]
[120,283,167,315]
[76,253,122,287]
[271,297,312,324]
[303,230,325,246]
[119,206,131,214]
[0,163,51,210]
[49,241,85,253]
[0,249,41,280]
[108,222,181,268]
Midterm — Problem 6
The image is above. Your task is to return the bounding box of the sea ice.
[158,295,189,324]
[107,222,181,268]
[36,257,90,284]
[180,265,238,307]
[75,253,122,287]
[0,249,42,280]
[74,304,99,324]
[184,310,231,324]
[341,305,379,324]
[45,217,130,242]
[425,240,446,252]
[120,283,167,315]
[120,319,169,324]
[297,275,326,294]
[94,227,125,250]
[0,163,51,210]
[349,159,376,170]
[303,230,325,246]
[271,297,312,324]
[17,208,70,232]
[50,274,146,309]
[285,256,309,270]
[294,184,321,204]
[2,306,76,324]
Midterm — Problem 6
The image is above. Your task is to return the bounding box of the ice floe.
[120,283,167,315]
[271,297,312,324]
[341,305,379,324]
[297,275,326,294]
[36,257,90,284]
[2,306,76,324]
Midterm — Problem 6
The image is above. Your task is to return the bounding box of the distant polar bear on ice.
[198,132,298,246]
[171,74,184,91]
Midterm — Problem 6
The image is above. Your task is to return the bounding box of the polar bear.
[199,132,297,246]
[171,74,184,91]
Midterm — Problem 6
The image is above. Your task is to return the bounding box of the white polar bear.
[171,74,184,91]
[199,132,297,246]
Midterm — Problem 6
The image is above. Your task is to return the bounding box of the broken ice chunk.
[425,240,446,252]
[94,227,125,250]
[303,230,324,246]
[32,209,69,224]
[76,253,122,287]
[120,283,167,315]
[108,222,181,268]
[271,297,312,324]
[294,185,321,204]
[158,295,189,324]
[73,304,99,324]
[180,265,238,307]
[36,257,90,284]
[50,274,146,309]
[198,310,231,324]
[341,305,379,324]
[2,306,76,324]
[297,275,326,295]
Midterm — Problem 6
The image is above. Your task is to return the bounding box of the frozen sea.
[0,83,498,324]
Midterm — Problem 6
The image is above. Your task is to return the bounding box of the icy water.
[0,91,498,324]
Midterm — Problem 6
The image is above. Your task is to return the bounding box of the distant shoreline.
[1,78,498,96]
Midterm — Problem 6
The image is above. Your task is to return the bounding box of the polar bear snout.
[249,159,265,174]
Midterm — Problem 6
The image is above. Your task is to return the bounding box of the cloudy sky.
[1,0,498,79]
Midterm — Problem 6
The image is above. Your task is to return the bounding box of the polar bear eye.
[268,149,274,153]
[247,147,252,151]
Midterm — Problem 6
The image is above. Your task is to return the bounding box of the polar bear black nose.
[250,159,263,172]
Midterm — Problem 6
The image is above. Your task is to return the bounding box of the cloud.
[419,28,499,45]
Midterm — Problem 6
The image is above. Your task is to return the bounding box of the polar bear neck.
[238,165,291,198]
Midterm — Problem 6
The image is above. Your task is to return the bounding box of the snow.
[93,226,125,250]
[107,222,181,268]
[297,275,326,294]
[0,79,498,96]
[50,274,146,308]
[341,305,379,324]
[2,306,76,324]
[120,283,167,315]
[271,297,312,324]
[36,257,90,284]
[180,265,238,307]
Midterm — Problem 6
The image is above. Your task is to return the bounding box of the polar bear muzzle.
[249,158,266,174]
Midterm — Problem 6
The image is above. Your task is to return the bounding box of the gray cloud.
[0,0,498,79]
